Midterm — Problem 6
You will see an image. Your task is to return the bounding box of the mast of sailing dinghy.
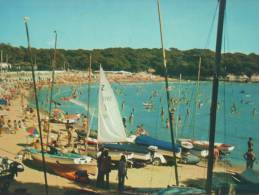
[156,0,179,186]
[206,0,226,194]
[192,56,202,138]
[47,31,57,146]
[23,17,49,195]
[86,54,92,149]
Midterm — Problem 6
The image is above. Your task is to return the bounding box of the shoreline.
[1,71,259,84]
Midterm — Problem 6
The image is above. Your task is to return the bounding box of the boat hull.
[30,152,96,175]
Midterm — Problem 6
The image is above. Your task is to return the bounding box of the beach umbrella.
[26,127,39,137]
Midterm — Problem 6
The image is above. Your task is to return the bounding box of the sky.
[1,0,259,54]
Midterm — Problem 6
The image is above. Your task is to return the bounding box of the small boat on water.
[143,102,153,109]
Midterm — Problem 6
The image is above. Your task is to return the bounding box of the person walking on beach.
[118,155,127,192]
[244,149,256,169]
[248,137,253,150]
[103,150,111,189]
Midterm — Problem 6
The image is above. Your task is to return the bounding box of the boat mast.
[23,17,49,195]
[156,0,179,186]
[47,31,57,146]
[206,0,226,194]
[192,56,202,138]
[87,53,92,138]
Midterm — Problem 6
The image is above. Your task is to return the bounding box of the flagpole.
[23,16,49,195]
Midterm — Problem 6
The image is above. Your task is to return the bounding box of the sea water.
[37,81,259,168]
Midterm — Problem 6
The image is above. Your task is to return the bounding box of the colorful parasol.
[26,127,39,137]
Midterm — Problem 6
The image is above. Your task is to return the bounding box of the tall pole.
[192,56,202,138]
[206,0,226,194]
[23,17,49,195]
[47,31,57,146]
[86,53,92,138]
[157,0,179,186]
[0,50,2,72]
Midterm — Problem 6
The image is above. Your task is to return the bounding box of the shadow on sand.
[2,178,166,195]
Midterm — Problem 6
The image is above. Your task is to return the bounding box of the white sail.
[97,66,127,143]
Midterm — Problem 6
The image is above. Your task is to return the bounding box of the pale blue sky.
[1,0,259,54]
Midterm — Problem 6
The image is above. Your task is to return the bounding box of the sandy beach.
[0,72,245,195]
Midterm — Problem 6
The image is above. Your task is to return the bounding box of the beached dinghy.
[239,169,259,184]
[152,186,205,195]
[135,135,181,154]
[53,169,90,183]
[178,138,234,154]
[51,108,81,124]
[28,148,96,175]
[103,143,167,165]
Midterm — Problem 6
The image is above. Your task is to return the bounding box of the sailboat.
[97,66,127,143]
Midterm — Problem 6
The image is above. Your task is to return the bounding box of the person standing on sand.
[13,120,18,134]
[244,148,256,169]
[7,120,12,134]
[0,115,5,136]
[96,147,104,188]
[118,155,127,192]
[102,150,111,189]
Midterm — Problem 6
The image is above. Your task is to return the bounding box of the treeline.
[1,43,259,78]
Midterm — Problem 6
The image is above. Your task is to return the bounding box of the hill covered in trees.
[1,43,258,78]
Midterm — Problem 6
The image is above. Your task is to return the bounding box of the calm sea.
[37,81,259,168]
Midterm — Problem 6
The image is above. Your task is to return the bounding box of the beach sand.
[0,75,245,195]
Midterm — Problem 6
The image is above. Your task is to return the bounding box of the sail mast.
[23,17,49,195]
[47,30,57,146]
[206,0,226,194]
[87,53,92,138]
[156,0,179,186]
[192,56,202,138]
